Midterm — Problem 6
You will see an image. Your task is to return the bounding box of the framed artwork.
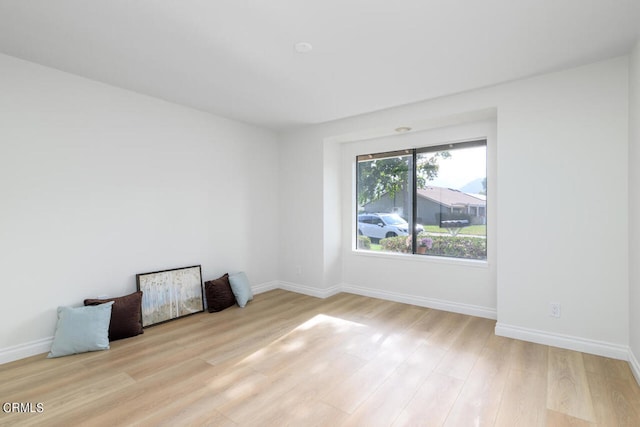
[136,265,204,327]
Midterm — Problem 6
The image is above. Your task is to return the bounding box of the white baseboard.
[252,280,279,295]
[495,322,629,360]
[0,280,280,365]
[341,283,497,320]
[629,348,640,385]
[0,337,52,365]
[3,282,634,373]
[278,281,341,299]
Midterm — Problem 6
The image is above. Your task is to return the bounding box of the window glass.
[356,141,487,260]
[356,152,412,252]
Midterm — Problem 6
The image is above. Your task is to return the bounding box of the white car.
[358,213,423,241]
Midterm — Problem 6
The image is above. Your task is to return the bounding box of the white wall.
[629,40,640,379]
[0,50,633,365]
[278,128,326,292]
[495,58,629,357]
[279,56,629,358]
[0,54,280,361]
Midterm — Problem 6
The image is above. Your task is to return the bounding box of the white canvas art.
[136,265,204,327]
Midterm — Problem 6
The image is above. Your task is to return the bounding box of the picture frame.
[136,265,204,327]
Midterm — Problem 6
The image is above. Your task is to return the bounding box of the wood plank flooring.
[1,289,639,426]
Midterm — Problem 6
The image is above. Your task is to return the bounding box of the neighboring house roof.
[417,186,486,208]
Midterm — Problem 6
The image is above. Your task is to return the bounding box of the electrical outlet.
[295,266,302,276]
[549,302,561,318]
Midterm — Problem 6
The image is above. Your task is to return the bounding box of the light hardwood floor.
[1,289,639,426]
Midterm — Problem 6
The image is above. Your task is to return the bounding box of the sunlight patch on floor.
[296,313,367,332]
[231,313,368,368]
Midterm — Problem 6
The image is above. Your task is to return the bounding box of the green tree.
[357,151,450,207]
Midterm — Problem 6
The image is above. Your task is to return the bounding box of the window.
[356,140,487,260]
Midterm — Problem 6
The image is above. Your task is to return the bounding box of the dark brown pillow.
[84,291,144,341]
[204,273,236,312]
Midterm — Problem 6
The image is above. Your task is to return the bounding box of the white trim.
[5,284,635,369]
[341,282,497,320]
[495,322,629,360]
[278,281,341,299]
[252,280,279,295]
[0,337,52,365]
[1,280,280,365]
[629,348,640,386]
[351,249,490,269]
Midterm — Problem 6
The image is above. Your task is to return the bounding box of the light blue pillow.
[228,271,253,308]
[47,301,114,358]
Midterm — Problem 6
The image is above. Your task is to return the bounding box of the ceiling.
[0,1,638,131]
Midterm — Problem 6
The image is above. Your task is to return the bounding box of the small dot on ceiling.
[294,42,313,53]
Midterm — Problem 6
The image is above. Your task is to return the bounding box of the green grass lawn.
[422,225,486,236]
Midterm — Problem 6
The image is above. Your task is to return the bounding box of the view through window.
[356,140,487,260]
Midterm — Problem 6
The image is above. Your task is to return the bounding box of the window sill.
[351,249,489,269]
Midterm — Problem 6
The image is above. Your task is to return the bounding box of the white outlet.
[295,266,302,276]
[549,303,561,318]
